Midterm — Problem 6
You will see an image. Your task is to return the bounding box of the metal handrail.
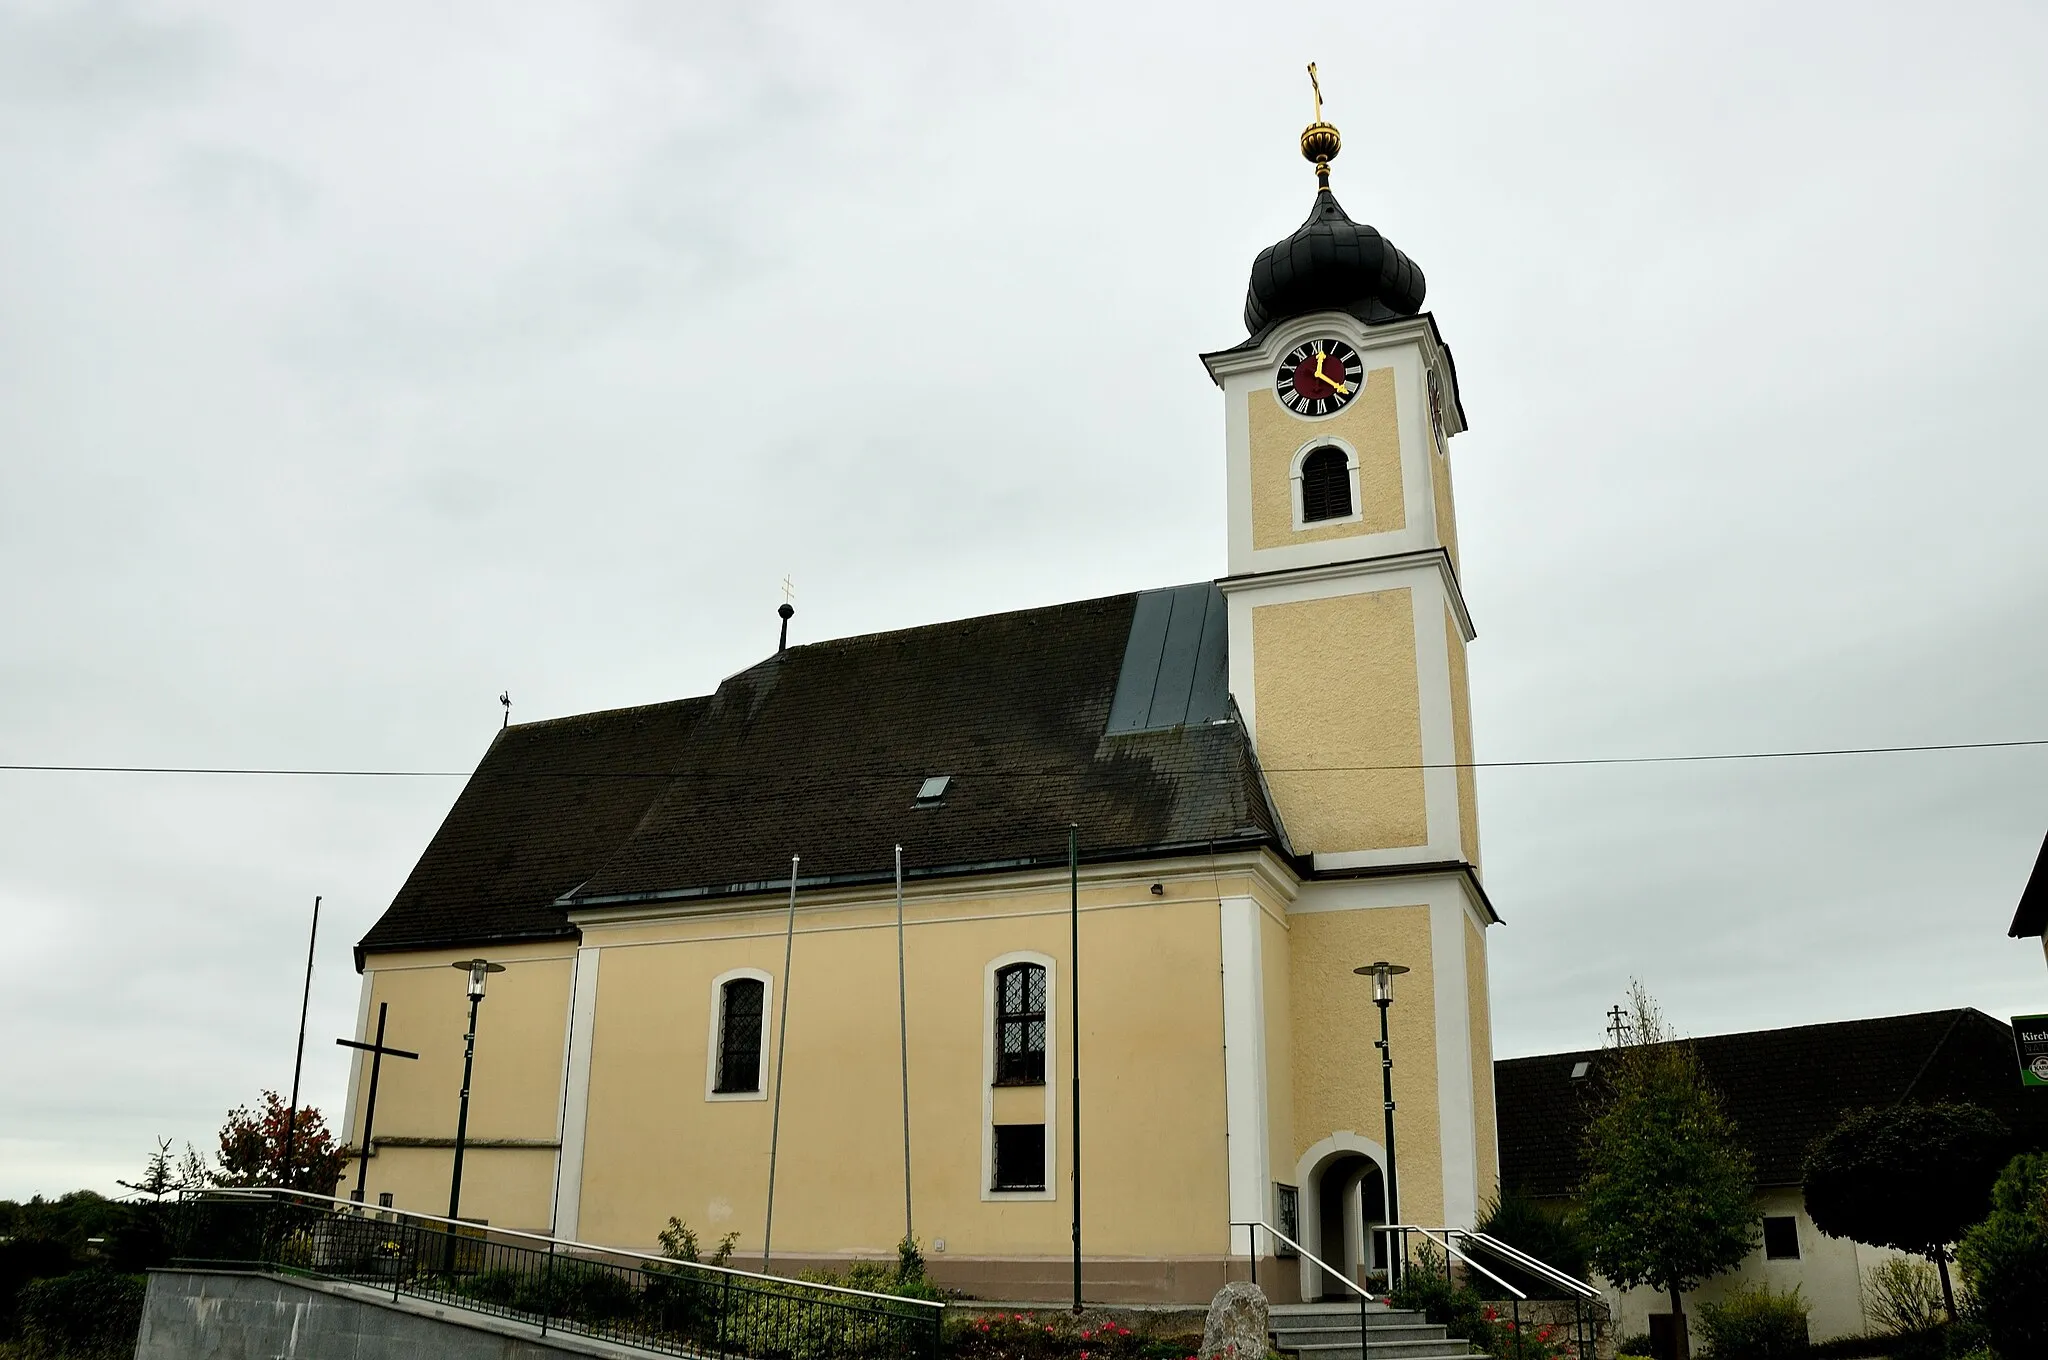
[1385,1224,1526,1301]
[1457,1230,1601,1301]
[188,1187,943,1311]
[1229,1219,1379,1304]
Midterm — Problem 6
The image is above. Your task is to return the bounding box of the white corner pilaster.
[552,946,602,1239]
[1220,895,1272,1234]
[1429,897,1479,1229]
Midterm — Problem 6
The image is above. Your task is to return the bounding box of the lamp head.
[1353,960,1410,1004]
[453,957,507,999]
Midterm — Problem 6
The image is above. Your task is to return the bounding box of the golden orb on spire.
[1300,62,1341,185]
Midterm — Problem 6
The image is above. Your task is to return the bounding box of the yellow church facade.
[343,117,1499,1304]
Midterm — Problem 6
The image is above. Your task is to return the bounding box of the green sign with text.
[2016,1015,2048,1088]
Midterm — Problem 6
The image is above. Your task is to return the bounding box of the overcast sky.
[4,0,2046,1202]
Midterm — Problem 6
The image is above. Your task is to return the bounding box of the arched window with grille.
[993,962,1047,1085]
[712,975,766,1094]
[1299,445,1354,523]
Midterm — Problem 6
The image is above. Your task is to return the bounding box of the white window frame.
[981,950,1056,1201]
[1290,436,1364,531]
[704,967,773,1103]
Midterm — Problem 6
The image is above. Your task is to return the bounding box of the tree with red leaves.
[216,1090,346,1193]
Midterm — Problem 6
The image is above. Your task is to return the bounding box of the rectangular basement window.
[992,1123,1046,1192]
[1762,1215,1800,1260]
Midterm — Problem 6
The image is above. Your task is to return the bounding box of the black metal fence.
[167,1191,943,1360]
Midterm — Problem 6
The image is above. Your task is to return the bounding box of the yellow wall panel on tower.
[1253,589,1426,852]
[1288,903,1443,1230]
[1248,369,1404,551]
[1445,608,1480,870]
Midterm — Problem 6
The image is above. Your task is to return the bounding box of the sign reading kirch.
[2015,1015,2048,1089]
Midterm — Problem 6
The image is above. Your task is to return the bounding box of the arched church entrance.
[1297,1137,1390,1301]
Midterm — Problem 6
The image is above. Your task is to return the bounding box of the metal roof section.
[1106,583,1231,735]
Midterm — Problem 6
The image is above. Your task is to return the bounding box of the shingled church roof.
[1496,1009,2048,1198]
[357,584,1290,964]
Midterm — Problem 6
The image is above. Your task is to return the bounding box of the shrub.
[0,1240,76,1340]
[946,1311,1152,1360]
[1956,1152,2048,1360]
[1695,1281,1808,1358]
[1389,1248,1496,1352]
[1617,1332,1653,1356]
[16,1270,145,1360]
[1474,1190,1591,1292]
[1863,1256,1944,1336]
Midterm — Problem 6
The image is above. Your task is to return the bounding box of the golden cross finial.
[781,575,796,606]
[1307,62,1323,123]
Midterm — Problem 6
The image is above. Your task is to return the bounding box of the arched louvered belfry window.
[1299,446,1353,523]
[714,976,766,1093]
[994,962,1047,1085]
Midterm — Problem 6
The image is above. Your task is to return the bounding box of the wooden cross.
[336,1002,420,1203]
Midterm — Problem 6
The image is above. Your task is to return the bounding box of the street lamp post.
[446,959,505,1237]
[1354,961,1409,1287]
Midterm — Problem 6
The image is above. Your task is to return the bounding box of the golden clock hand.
[1313,352,1351,395]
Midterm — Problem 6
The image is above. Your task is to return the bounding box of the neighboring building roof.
[358,585,1290,962]
[1496,1009,2048,1198]
[2009,829,2048,938]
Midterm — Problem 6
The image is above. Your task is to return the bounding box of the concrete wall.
[135,1269,662,1360]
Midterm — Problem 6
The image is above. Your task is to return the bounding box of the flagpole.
[895,844,914,1249]
[762,856,799,1269]
[281,895,321,1187]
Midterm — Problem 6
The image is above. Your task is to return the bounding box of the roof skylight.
[915,775,952,805]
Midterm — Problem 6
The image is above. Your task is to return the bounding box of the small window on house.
[992,1124,1046,1191]
[994,963,1047,1085]
[715,977,766,1094]
[1762,1216,1800,1260]
[1274,1184,1300,1258]
[1299,446,1353,523]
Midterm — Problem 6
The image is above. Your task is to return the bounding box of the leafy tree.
[1802,1101,2009,1317]
[1956,1152,2048,1360]
[215,1090,345,1193]
[1578,984,1758,1355]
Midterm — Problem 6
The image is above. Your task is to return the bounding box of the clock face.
[1275,339,1362,418]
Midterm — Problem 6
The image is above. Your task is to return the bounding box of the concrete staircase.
[1268,1301,1481,1360]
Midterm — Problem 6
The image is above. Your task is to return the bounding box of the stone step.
[1273,1322,1450,1343]
[1269,1302,1406,1318]
[1275,1343,1480,1360]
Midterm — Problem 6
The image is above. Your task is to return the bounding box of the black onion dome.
[1243,187,1426,334]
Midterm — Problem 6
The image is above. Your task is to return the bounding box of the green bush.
[1389,1249,1496,1352]
[16,1270,144,1360]
[1473,1191,1591,1293]
[1957,1151,2048,1360]
[1617,1331,1653,1356]
[1695,1281,1808,1358]
[1864,1256,1945,1336]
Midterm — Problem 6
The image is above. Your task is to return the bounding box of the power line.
[1,736,2044,780]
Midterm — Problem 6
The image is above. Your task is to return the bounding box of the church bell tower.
[1204,70,1498,1257]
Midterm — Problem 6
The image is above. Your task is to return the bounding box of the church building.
[343,94,1499,1304]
